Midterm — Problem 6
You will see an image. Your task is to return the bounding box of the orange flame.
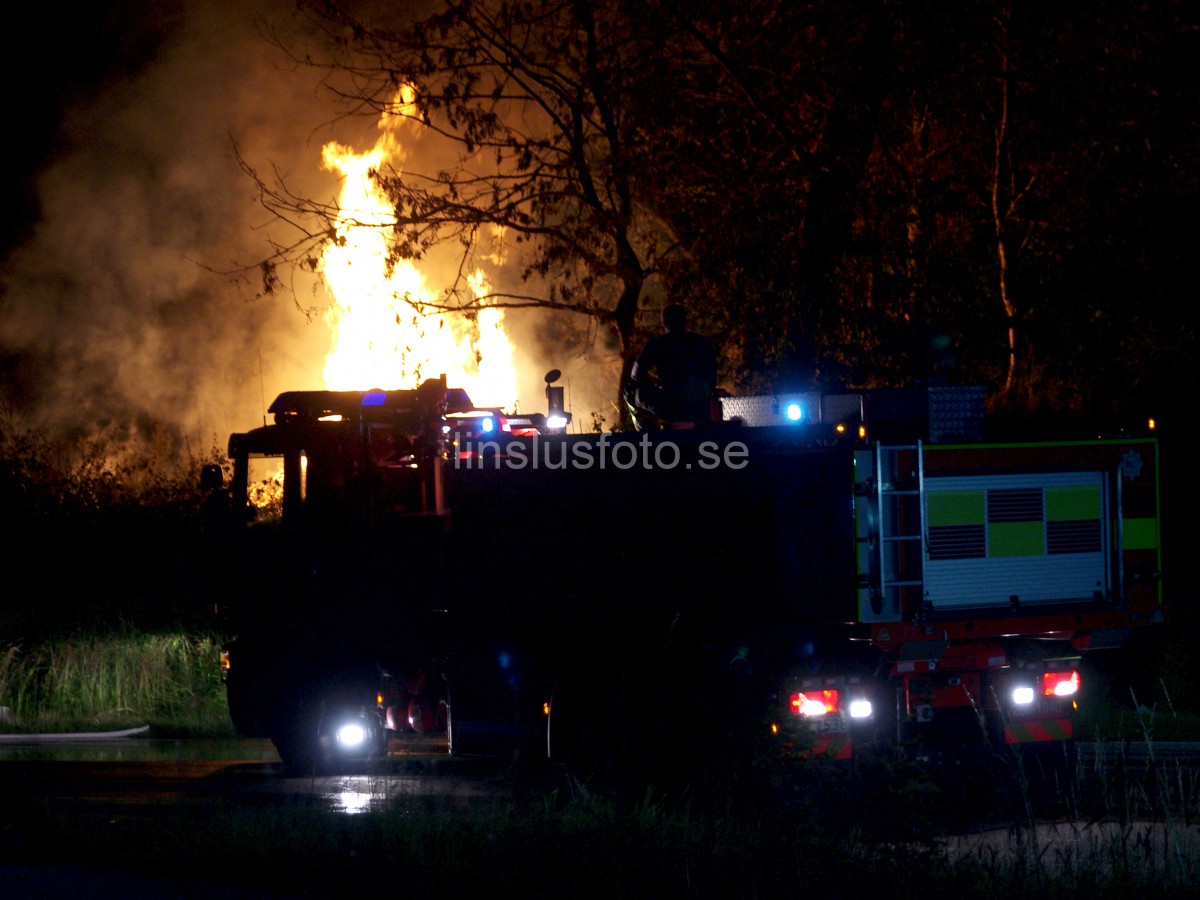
[319,95,517,409]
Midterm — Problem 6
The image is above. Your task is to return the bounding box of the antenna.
[258,347,267,427]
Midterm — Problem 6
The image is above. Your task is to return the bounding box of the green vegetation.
[0,628,1195,743]
[0,602,1197,897]
[0,412,235,735]
[0,631,233,737]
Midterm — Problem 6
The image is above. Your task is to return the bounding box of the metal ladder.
[874,442,926,619]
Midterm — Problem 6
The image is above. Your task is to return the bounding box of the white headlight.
[336,723,367,747]
[848,699,873,719]
[1012,686,1035,706]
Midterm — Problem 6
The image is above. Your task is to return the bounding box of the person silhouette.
[624,304,717,429]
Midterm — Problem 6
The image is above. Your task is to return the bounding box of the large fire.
[245,100,522,512]
[319,97,517,410]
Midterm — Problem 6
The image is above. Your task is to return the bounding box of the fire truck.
[210,376,1165,785]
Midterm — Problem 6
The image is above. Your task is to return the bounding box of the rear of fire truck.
[775,388,1165,765]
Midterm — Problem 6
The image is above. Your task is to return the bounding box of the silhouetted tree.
[240,0,1197,420]
[248,0,695,421]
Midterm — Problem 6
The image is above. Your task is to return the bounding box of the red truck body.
[214,380,1165,777]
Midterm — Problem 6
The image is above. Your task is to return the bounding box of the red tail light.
[1042,670,1081,698]
[790,689,839,716]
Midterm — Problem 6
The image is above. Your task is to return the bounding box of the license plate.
[816,713,847,734]
[1012,699,1066,719]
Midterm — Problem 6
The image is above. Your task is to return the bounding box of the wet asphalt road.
[2,734,1198,896]
[0,733,520,898]
[0,733,517,817]
[0,733,1195,816]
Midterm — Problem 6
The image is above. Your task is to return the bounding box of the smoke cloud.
[0,0,616,452]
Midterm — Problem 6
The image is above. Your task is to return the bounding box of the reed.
[0,631,233,736]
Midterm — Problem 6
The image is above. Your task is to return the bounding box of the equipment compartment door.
[923,471,1110,609]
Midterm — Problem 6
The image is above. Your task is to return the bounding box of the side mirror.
[200,464,224,492]
[544,369,569,432]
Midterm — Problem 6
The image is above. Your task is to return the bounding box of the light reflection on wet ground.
[0,733,515,817]
[0,737,519,897]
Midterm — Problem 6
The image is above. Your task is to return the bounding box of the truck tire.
[224,662,269,738]
[545,671,622,797]
[272,684,388,776]
[272,692,325,775]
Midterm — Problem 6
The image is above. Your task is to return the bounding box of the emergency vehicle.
[210,376,1164,783]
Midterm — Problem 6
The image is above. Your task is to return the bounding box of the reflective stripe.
[1004,718,1073,744]
[812,733,853,760]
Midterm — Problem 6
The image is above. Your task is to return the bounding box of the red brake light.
[790,689,839,716]
[1042,670,1081,698]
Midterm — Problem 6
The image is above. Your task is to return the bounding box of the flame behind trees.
[241,0,1197,421]
[243,0,1016,406]
[246,0,904,413]
[318,120,517,406]
[249,0,674,422]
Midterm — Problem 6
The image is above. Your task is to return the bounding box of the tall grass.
[2,633,1200,896]
[0,631,234,736]
[0,414,233,733]
[11,750,1200,898]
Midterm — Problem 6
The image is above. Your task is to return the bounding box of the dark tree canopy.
[245,0,1197,421]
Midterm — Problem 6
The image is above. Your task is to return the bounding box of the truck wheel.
[224,663,269,738]
[273,689,388,776]
[273,694,324,775]
[545,672,623,798]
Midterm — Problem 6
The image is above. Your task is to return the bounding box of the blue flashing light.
[361,390,387,407]
[785,402,803,422]
[481,416,496,433]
